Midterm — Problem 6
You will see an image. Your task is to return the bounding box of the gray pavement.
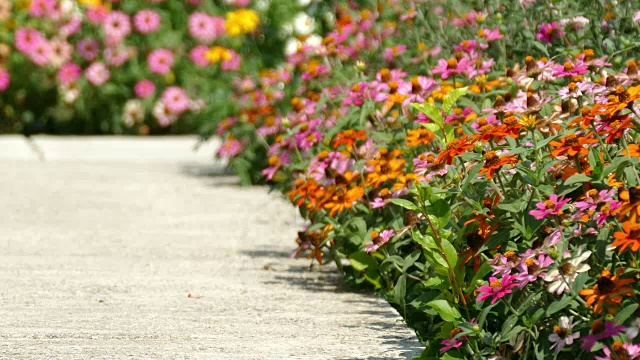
[0,136,421,360]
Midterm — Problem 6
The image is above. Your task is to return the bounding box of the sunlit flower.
[548,316,580,352]
[580,268,635,315]
[544,249,591,295]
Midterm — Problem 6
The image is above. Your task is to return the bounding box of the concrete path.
[0,136,421,360]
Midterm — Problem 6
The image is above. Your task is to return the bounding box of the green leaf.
[440,239,458,268]
[443,87,468,114]
[564,173,592,186]
[403,250,422,271]
[615,304,639,323]
[501,314,519,338]
[465,262,492,293]
[411,102,443,125]
[546,295,573,316]
[427,299,462,322]
[393,274,407,308]
[426,198,452,227]
[390,198,420,211]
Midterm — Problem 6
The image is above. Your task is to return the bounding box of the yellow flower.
[78,0,103,6]
[225,9,260,36]
[205,46,232,64]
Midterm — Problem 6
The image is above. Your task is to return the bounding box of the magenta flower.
[134,79,155,98]
[476,273,518,304]
[441,319,478,353]
[536,22,565,44]
[217,139,243,158]
[133,9,161,34]
[77,38,100,61]
[188,12,224,43]
[581,321,626,351]
[58,63,81,85]
[529,194,570,220]
[15,28,44,54]
[431,57,473,79]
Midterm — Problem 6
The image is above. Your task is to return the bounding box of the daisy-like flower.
[0,67,9,92]
[161,86,190,114]
[594,341,640,360]
[516,252,553,288]
[476,273,518,304]
[581,320,626,351]
[612,220,640,252]
[133,9,161,34]
[548,316,580,352]
[479,151,519,179]
[85,62,110,86]
[147,49,174,75]
[103,11,131,42]
[57,62,81,85]
[616,186,640,222]
[580,268,635,315]
[544,249,591,295]
[441,319,478,352]
[77,38,100,61]
[364,229,395,253]
[134,79,155,98]
[188,12,223,43]
[529,194,571,220]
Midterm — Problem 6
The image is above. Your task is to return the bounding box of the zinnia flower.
[133,9,161,34]
[134,79,155,98]
[364,229,395,253]
[0,67,9,92]
[612,220,640,252]
[529,194,570,220]
[57,63,81,85]
[544,249,591,294]
[594,341,640,360]
[476,273,518,304]
[161,87,190,114]
[85,62,110,86]
[580,268,634,315]
[581,320,626,351]
[147,49,174,75]
[548,316,580,352]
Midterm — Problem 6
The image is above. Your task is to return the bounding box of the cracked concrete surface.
[0,136,421,360]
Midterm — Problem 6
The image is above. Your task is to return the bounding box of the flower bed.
[0,0,329,134]
[215,0,640,358]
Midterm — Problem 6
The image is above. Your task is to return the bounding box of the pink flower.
[15,28,44,54]
[529,194,570,220]
[221,49,241,71]
[147,49,174,75]
[48,39,73,67]
[217,139,243,158]
[477,27,504,42]
[431,57,473,79]
[189,45,209,67]
[60,17,82,37]
[441,319,477,353]
[161,86,190,114]
[104,47,130,67]
[188,12,224,43]
[77,38,100,61]
[29,0,57,18]
[133,9,161,34]
[582,322,626,351]
[536,22,565,44]
[29,40,52,66]
[594,342,640,360]
[383,45,406,62]
[85,5,109,24]
[85,62,110,86]
[549,316,580,352]
[134,79,155,98]
[103,11,131,42]
[58,63,81,85]
[476,273,518,304]
[0,68,10,92]
[364,229,395,253]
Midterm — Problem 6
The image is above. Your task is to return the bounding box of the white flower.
[627,318,640,339]
[122,100,144,127]
[548,316,580,352]
[543,250,591,294]
[284,38,302,56]
[293,12,315,36]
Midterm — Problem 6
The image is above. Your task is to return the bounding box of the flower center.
[466,232,485,251]
[563,62,574,72]
[544,200,556,209]
[449,327,463,338]
[560,262,576,276]
[484,151,500,167]
[553,325,569,339]
[568,82,577,92]
[446,139,462,150]
[505,250,518,263]
[630,224,640,238]
[564,134,579,146]
[611,341,631,360]
[380,68,391,83]
[489,279,502,289]
[446,58,458,69]
[591,320,605,334]
[597,276,616,294]
[629,187,640,204]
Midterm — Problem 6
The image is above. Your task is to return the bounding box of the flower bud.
[474,142,484,153]
[562,220,571,227]
[548,246,559,259]
[605,314,615,322]
[281,117,291,128]
[472,325,481,332]
[476,279,485,287]
[356,60,366,71]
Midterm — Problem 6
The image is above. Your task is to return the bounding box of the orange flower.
[615,186,640,222]
[366,158,406,187]
[603,117,633,144]
[333,129,367,150]
[294,224,333,265]
[623,143,640,158]
[322,186,365,217]
[471,122,509,143]
[479,151,519,179]
[437,135,474,165]
[406,128,435,147]
[549,133,597,157]
[579,269,634,315]
[612,221,640,252]
[288,178,320,208]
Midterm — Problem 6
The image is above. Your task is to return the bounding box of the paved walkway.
[0,136,421,359]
